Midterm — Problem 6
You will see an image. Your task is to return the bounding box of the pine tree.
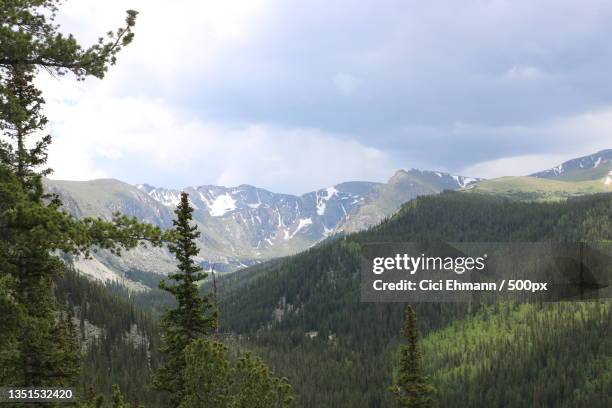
[154,192,217,406]
[180,339,231,408]
[390,306,435,408]
[48,311,81,386]
[230,352,294,408]
[180,339,294,408]
[0,0,167,395]
[1,1,137,194]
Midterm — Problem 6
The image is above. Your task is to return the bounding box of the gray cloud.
[178,1,612,167]
[47,0,612,190]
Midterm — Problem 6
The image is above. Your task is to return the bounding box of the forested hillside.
[55,268,166,407]
[216,192,612,407]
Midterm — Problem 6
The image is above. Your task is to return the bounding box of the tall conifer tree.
[390,306,435,408]
[0,0,166,395]
[154,192,217,406]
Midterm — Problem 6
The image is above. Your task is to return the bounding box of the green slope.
[422,302,611,408]
[465,176,611,201]
[216,192,612,407]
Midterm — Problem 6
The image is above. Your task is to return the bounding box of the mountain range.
[46,149,611,289]
[45,169,480,288]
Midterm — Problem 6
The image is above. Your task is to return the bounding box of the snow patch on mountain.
[293,217,313,236]
[452,175,479,188]
[531,149,611,179]
[137,185,181,207]
[316,186,338,215]
[208,193,237,217]
[553,164,564,175]
[323,222,337,237]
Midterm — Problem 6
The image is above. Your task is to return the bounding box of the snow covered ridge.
[135,182,377,246]
[530,149,612,179]
[134,168,480,249]
[138,182,370,218]
[136,184,181,207]
[404,168,481,188]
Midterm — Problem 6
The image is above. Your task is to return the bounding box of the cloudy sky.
[42,0,612,194]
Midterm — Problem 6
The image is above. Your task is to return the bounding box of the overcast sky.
[41,0,612,194]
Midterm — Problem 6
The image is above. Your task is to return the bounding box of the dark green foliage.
[48,311,81,387]
[420,302,612,408]
[54,267,165,407]
[0,64,50,192]
[0,164,82,387]
[389,306,434,408]
[217,192,612,407]
[0,272,23,384]
[0,0,170,400]
[160,193,217,341]
[154,193,217,406]
[365,191,611,243]
[180,339,293,408]
[77,384,141,408]
[180,339,231,408]
[0,0,137,80]
[230,351,294,408]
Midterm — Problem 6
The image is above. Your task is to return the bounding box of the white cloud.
[459,108,612,178]
[461,154,569,179]
[41,1,401,193]
[42,75,397,193]
[212,126,395,192]
[52,0,271,94]
[29,0,612,191]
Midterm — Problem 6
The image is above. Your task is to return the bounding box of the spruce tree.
[154,192,217,406]
[390,306,435,408]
